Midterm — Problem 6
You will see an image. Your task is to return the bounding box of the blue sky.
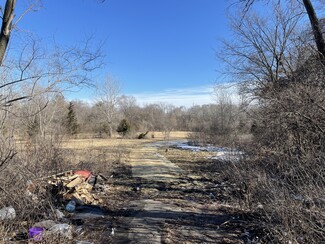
[16,0,230,106]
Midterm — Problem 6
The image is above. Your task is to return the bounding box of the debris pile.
[14,170,109,242]
[40,170,106,205]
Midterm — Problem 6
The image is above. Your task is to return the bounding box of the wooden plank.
[66,177,84,188]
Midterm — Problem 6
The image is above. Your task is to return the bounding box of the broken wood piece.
[66,177,84,188]
[39,170,73,181]
[75,182,93,192]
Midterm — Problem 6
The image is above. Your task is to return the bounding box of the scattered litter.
[47,223,73,239]
[66,200,76,212]
[33,220,57,229]
[55,209,65,219]
[21,169,110,241]
[28,227,44,241]
[0,206,16,220]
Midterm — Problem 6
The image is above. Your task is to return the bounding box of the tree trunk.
[108,122,112,138]
[302,0,325,63]
[0,0,16,65]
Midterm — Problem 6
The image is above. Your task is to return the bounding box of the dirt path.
[111,143,242,243]
[131,145,183,182]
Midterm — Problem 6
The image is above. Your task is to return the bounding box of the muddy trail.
[101,143,245,244]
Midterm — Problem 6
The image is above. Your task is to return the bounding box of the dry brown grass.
[60,138,147,149]
[15,131,189,150]
[13,131,189,165]
[151,131,189,139]
[61,131,183,149]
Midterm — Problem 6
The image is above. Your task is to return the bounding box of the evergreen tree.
[65,102,79,135]
[116,119,130,137]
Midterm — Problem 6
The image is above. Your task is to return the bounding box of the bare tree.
[236,0,325,63]
[0,0,15,65]
[302,0,325,61]
[0,0,104,112]
[160,103,177,141]
[141,104,165,131]
[212,84,237,144]
[223,1,325,241]
[0,0,106,66]
[118,95,142,131]
[222,1,302,96]
[96,76,122,138]
[0,0,42,65]
[0,34,103,169]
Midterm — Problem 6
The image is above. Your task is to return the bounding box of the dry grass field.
[60,131,189,150]
[13,131,190,165]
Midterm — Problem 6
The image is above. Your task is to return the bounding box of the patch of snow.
[170,141,245,162]
[209,150,245,161]
[149,140,245,162]
[170,142,225,152]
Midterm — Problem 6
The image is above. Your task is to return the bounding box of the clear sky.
[16,0,230,107]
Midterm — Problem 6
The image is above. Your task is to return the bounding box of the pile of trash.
[47,170,104,205]
[7,169,109,242]
[28,170,108,206]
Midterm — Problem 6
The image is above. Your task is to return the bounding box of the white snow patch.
[170,142,245,162]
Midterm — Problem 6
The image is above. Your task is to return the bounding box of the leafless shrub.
[0,152,64,242]
[218,1,325,242]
